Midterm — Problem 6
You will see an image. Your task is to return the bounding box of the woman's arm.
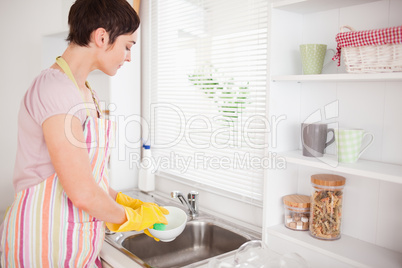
[109,187,119,201]
[43,114,126,224]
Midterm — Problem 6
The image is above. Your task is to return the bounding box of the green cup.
[335,129,374,163]
[300,44,330,75]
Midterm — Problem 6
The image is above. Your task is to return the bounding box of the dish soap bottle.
[138,144,155,192]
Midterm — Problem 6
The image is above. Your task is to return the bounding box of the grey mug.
[301,123,335,157]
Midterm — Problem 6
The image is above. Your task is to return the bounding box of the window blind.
[147,0,269,201]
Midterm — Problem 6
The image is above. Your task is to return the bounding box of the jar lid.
[283,194,310,208]
[311,174,346,186]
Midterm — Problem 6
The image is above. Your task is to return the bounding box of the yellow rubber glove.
[144,229,160,241]
[115,192,144,209]
[105,205,168,233]
[115,192,169,215]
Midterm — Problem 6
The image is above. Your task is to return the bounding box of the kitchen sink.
[121,219,250,268]
[104,190,260,267]
[105,217,259,268]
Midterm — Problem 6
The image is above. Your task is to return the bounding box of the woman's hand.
[106,205,168,233]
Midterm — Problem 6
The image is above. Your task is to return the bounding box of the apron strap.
[85,81,102,117]
[55,57,101,117]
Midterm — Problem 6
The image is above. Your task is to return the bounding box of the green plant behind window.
[188,69,250,121]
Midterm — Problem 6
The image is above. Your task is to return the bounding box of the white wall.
[109,32,142,191]
[0,0,66,218]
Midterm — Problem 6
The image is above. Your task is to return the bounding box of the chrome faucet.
[171,190,199,218]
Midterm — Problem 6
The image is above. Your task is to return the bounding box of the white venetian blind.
[148,0,268,201]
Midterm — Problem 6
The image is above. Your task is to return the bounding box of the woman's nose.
[126,51,131,62]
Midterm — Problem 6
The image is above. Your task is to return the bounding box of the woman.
[0,0,167,266]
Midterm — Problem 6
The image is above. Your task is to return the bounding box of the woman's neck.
[59,44,97,89]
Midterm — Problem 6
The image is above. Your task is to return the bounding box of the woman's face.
[100,31,138,76]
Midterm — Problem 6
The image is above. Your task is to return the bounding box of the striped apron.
[1,57,115,267]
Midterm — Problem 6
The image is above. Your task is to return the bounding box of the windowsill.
[156,171,263,207]
[154,174,263,234]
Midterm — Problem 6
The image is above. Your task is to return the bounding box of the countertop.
[100,242,142,268]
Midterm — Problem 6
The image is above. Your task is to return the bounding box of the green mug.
[335,129,374,163]
[300,44,334,75]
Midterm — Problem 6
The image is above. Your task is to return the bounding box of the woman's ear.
[93,28,109,48]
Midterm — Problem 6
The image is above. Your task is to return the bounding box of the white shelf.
[279,150,402,184]
[267,1,402,266]
[267,224,402,268]
[272,0,381,14]
[272,73,402,82]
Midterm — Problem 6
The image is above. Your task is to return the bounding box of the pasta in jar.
[309,174,346,240]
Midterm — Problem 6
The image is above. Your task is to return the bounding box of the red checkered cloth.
[332,25,402,66]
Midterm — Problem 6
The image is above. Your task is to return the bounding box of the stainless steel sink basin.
[105,217,259,268]
[121,220,250,268]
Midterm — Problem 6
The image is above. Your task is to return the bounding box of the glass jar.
[310,174,346,240]
[282,194,310,231]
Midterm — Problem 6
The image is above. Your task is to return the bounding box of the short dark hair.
[67,0,140,46]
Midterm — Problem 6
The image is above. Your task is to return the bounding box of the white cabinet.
[263,0,402,267]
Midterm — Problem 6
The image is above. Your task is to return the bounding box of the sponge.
[153,223,166,231]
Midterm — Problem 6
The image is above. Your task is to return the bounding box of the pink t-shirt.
[13,68,89,193]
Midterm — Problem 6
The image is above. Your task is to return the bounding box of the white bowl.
[147,206,187,242]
